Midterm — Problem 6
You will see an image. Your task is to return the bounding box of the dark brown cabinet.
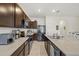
[25,44,29,56]
[0,3,30,28]
[44,40,50,56]
[18,50,24,56]
[11,39,29,56]
[0,3,15,27]
[32,33,37,40]
[11,43,25,56]
[25,40,29,56]
[42,35,50,56]
[47,41,51,56]
[43,35,65,56]
[33,21,37,28]
[28,21,37,28]
[11,37,33,56]
[14,4,26,28]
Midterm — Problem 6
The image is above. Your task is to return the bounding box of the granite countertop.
[45,35,79,56]
[0,37,29,56]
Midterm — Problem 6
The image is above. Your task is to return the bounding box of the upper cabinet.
[14,4,37,28]
[0,3,31,28]
[14,4,27,28]
[0,3,15,27]
[0,3,37,28]
[28,21,37,29]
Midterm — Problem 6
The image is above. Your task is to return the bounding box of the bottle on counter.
[15,30,21,39]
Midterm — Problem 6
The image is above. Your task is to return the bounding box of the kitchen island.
[45,35,79,56]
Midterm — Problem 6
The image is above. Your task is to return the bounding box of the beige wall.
[46,16,79,36]
[30,17,45,25]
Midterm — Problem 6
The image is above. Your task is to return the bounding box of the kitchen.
[0,3,79,56]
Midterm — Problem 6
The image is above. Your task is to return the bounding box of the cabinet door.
[45,41,47,49]
[28,21,37,28]
[15,4,25,28]
[44,40,50,56]
[47,41,50,56]
[28,21,33,28]
[25,40,29,56]
[50,42,54,56]
[33,21,37,28]
[25,44,29,56]
[11,43,25,56]
[18,49,25,56]
[0,3,14,27]
[26,39,31,55]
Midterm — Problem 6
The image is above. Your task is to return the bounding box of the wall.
[0,27,37,38]
[46,16,79,36]
[46,16,60,35]
[0,4,14,27]
[0,27,29,38]
[30,17,45,25]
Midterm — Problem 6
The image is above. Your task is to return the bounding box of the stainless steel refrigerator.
[37,25,46,41]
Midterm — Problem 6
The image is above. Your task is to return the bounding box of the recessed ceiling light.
[52,9,56,13]
[52,9,60,13]
[38,9,41,12]
[60,20,64,25]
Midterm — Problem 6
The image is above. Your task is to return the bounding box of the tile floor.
[29,40,48,56]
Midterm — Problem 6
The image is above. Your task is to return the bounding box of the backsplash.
[0,27,27,34]
[0,27,16,34]
[0,27,37,35]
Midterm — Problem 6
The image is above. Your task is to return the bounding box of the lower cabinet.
[18,48,25,56]
[11,38,31,56]
[44,41,48,55]
[25,40,29,56]
[54,46,60,56]
[50,42,54,56]
[44,40,61,56]
[47,41,50,56]
[11,43,25,56]
[43,35,65,56]
[45,40,54,56]
[44,40,50,56]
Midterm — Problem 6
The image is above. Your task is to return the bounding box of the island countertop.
[45,35,79,56]
[0,37,29,56]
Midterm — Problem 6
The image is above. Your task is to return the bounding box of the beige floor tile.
[29,41,48,56]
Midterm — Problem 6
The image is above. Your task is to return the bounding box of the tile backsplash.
[0,27,26,34]
[0,27,37,35]
[0,27,15,34]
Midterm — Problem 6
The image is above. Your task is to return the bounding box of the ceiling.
[18,3,79,18]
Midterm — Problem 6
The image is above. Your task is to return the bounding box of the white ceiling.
[18,3,79,18]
